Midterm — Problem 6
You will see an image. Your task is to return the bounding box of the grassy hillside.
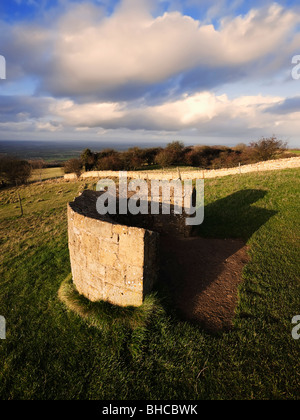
[30,167,64,182]
[0,168,299,400]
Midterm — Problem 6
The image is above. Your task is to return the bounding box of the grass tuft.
[58,274,164,333]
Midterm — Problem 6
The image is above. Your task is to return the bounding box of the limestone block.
[124,265,144,292]
[119,229,145,267]
[105,266,126,288]
[103,282,143,307]
[113,224,128,235]
[99,240,119,267]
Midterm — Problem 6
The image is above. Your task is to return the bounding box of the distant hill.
[0,140,167,162]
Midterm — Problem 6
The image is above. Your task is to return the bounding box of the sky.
[0,0,300,147]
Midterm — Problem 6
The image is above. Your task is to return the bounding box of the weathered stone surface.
[68,185,196,307]
[103,282,143,307]
[68,191,160,307]
[119,229,145,267]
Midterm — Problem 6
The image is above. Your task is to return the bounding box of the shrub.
[0,156,32,185]
[63,158,82,177]
[155,141,185,167]
[249,136,287,161]
[80,148,96,171]
[97,153,124,171]
[122,147,144,170]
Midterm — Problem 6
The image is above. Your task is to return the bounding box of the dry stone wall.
[64,156,300,182]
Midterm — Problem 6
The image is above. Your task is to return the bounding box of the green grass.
[58,274,164,333]
[30,167,64,182]
[0,169,299,400]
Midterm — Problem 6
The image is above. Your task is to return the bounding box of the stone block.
[105,266,126,288]
[103,283,143,307]
[119,229,145,267]
[124,265,144,292]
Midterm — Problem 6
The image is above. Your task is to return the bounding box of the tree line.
[64,136,289,176]
[0,136,291,186]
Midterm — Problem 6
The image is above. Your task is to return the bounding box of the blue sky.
[0,0,300,147]
[1,0,300,22]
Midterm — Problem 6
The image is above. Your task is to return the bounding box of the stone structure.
[68,191,160,306]
[68,189,193,307]
[64,156,300,182]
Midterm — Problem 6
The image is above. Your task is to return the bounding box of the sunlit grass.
[0,168,299,400]
[30,167,64,182]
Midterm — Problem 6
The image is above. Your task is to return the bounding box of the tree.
[184,145,223,168]
[185,146,209,167]
[96,149,124,170]
[140,147,162,166]
[210,150,241,169]
[155,149,174,168]
[80,148,95,171]
[29,159,45,182]
[0,156,32,185]
[165,141,185,165]
[155,141,185,168]
[234,143,247,152]
[249,136,287,161]
[63,158,82,177]
[122,147,144,170]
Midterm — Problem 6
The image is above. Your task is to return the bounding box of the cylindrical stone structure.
[68,190,159,307]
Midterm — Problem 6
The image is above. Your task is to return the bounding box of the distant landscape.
[0,140,168,164]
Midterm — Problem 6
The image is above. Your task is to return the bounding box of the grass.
[30,167,64,182]
[0,168,299,400]
[58,274,164,333]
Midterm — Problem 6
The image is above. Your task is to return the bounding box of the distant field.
[0,140,160,162]
[289,150,300,155]
[0,167,299,399]
[30,167,64,182]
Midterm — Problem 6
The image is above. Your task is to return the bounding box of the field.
[30,167,64,182]
[0,168,299,399]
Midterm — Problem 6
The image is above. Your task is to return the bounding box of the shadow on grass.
[193,189,277,241]
[157,189,278,332]
[60,189,278,335]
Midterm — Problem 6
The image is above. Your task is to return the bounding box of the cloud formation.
[0,0,300,146]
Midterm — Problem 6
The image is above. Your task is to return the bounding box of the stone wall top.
[64,156,300,182]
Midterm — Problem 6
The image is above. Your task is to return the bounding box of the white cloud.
[23,1,298,96]
[51,91,284,132]
[35,121,63,132]
[1,0,300,146]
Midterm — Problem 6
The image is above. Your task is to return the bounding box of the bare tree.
[250,136,287,161]
[63,158,82,178]
[30,159,45,182]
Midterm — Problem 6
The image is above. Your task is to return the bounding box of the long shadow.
[193,189,277,241]
[158,189,277,332]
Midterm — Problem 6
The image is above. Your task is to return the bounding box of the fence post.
[177,167,182,180]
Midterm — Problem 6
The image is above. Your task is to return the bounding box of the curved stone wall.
[68,190,159,307]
